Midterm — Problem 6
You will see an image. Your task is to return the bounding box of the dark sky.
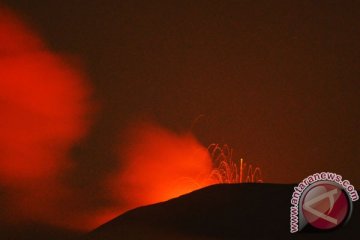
[3,0,359,187]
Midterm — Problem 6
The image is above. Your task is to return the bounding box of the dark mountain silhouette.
[85,183,359,240]
[0,223,81,240]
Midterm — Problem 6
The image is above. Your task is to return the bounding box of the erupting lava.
[108,123,263,219]
[208,144,263,184]
[0,6,263,232]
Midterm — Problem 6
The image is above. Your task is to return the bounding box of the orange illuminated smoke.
[0,6,263,232]
[108,122,213,212]
[0,6,92,230]
[108,123,263,218]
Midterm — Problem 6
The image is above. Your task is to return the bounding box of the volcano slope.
[85,183,359,240]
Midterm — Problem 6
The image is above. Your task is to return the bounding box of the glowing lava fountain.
[208,144,263,184]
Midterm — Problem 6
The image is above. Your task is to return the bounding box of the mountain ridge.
[85,183,359,239]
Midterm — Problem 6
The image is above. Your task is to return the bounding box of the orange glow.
[0,6,263,232]
[108,122,213,212]
[0,6,92,230]
[0,8,42,54]
[208,144,263,184]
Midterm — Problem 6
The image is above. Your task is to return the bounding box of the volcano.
[85,183,359,240]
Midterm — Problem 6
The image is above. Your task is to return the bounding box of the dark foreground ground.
[85,183,359,240]
[1,184,358,239]
[0,223,82,240]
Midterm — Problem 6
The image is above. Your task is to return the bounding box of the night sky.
[1,0,359,231]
